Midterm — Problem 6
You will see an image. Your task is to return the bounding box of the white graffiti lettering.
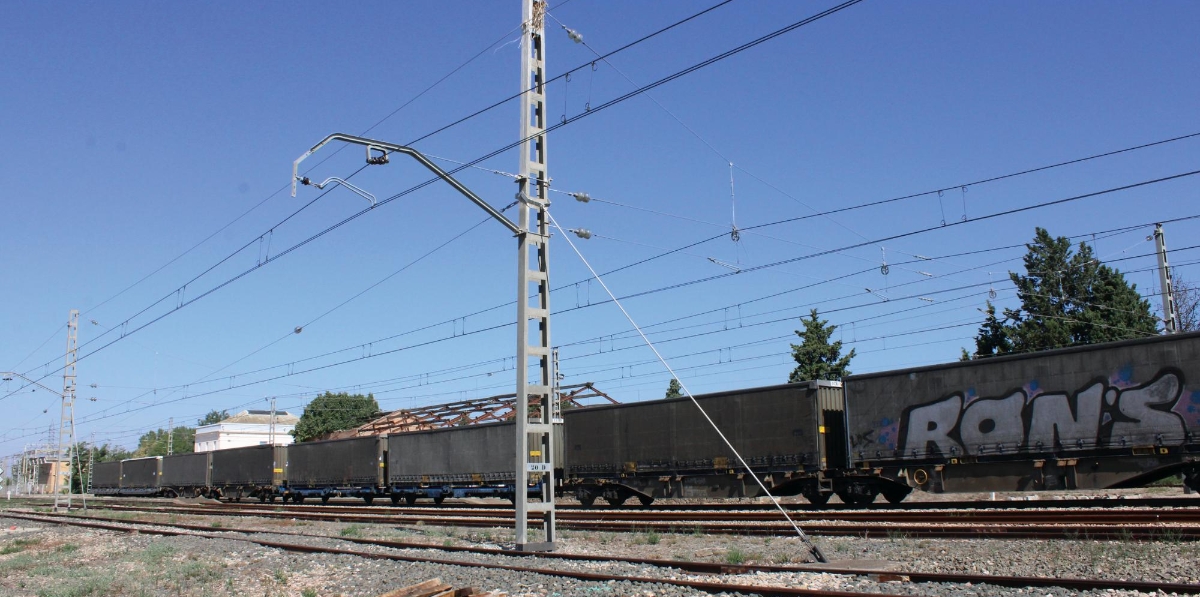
[900,370,1187,457]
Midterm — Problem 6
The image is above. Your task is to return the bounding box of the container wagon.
[90,461,121,496]
[284,436,383,504]
[387,421,563,505]
[160,452,211,498]
[844,331,1200,495]
[210,445,284,501]
[564,380,908,505]
[119,456,161,496]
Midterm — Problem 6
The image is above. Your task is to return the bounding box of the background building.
[193,410,298,452]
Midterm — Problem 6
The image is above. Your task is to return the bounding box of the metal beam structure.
[345,382,617,437]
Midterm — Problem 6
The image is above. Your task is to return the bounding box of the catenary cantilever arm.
[1,371,65,397]
[293,133,521,236]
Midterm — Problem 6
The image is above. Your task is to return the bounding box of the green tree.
[132,427,195,457]
[71,442,133,492]
[788,309,855,382]
[197,409,229,426]
[969,228,1158,355]
[664,378,683,399]
[969,300,1013,359]
[291,391,380,442]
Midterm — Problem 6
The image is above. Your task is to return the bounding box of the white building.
[193,410,299,452]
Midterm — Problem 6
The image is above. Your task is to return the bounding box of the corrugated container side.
[120,457,161,489]
[387,423,564,484]
[161,452,211,487]
[211,445,277,486]
[843,332,1200,464]
[564,383,820,474]
[287,437,380,487]
[91,461,121,489]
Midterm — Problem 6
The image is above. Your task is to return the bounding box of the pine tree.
[971,300,1012,358]
[788,309,855,382]
[664,378,683,399]
[969,227,1158,355]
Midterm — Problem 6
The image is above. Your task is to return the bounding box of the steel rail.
[5,510,1197,595]
[86,503,1200,540]
[1,511,898,597]
[186,502,1200,524]
[25,494,1200,511]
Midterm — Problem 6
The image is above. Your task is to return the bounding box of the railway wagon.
[119,456,162,495]
[284,436,384,504]
[844,331,1200,494]
[91,461,121,495]
[210,445,284,501]
[564,380,907,505]
[160,452,212,497]
[387,421,563,504]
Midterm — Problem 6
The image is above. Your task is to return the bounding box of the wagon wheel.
[604,496,627,507]
[320,495,330,504]
[405,495,417,506]
[433,495,445,506]
[577,492,596,508]
[293,495,305,504]
[805,493,831,507]
[390,495,401,506]
[363,495,374,506]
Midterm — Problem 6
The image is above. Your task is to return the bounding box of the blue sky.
[2,1,1198,458]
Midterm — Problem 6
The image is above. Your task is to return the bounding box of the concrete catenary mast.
[514,0,558,552]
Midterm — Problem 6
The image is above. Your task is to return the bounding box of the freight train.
[91,332,1200,506]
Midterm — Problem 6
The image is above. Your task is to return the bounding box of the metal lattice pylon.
[54,310,79,511]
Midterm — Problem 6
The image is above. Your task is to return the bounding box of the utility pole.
[514,0,557,552]
[269,397,277,445]
[1155,223,1179,334]
[167,417,174,455]
[291,40,556,545]
[54,310,79,511]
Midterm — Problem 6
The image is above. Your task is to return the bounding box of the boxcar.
[120,457,161,495]
[91,461,121,495]
[387,421,563,504]
[160,452,211,497]
[284,436,383,503]
[563,381,904,505]
[210,445,284,501]
[844,331,1200,494]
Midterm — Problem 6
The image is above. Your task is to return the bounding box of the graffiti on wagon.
[898,369,1191,457]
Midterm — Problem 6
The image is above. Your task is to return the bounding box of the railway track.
[26,493,1199,511]
[6,510,1198,596]
[86,501,1200,540]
